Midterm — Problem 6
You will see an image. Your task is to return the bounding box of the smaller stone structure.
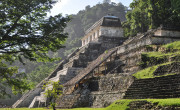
[154,25,180,37]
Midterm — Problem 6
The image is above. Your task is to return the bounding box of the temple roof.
[85,15,122,35]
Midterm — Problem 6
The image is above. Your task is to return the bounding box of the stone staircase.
[124,74,180,99]
[12,86,43,108]
[63,42,104,68]
[63,48,118,87]
[13,42,112,108]
[27,43,106,108]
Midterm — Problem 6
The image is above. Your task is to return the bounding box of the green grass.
[106,98,180,110]
[133,62,177,79]
[142,51,179,59]
[1,98,180,110]
[137,41,180,79]
[139,51,180,68]
[146,98,180,106]
[163,41,180,50]
[140,41,180,67]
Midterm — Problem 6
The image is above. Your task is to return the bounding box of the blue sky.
[49,0,133,16]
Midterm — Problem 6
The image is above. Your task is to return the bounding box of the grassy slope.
[163,41,180,50]
[2,98,180,110]
[106,98,180,110]
[133,61,178,79]
[133,41,180,79]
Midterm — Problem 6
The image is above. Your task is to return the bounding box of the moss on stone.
[163,41,180,50]
[133,62,178,79]
[139,41,180,68]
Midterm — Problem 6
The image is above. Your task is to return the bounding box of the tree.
[0,0,70,97]
[123,0,180,37]
[43,81,63,110]
[171,0,180,15]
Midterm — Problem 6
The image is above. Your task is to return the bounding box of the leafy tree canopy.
[0,0,70,97]
[123,0,180,37]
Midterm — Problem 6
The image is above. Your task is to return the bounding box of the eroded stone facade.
[81,16,124,46]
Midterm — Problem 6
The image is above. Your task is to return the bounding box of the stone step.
[124,74,180,99]
[128,84,180,89]
[125,91,180,96]
[130,80,179,85]
[125,88,180,94]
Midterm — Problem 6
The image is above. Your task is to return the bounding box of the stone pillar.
[93,33,95,40]
[97,30,99,38]
[86,38,88,45]
[82,40,84,46]
[90,35,92,42]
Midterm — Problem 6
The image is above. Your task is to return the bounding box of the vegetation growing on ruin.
[134,41,180,79]
[107,98,180,110]
[133,62,178,79]
[140,41,180,67]
[2,98,180,110]
[163,41,180,50]
[140,51,180,67]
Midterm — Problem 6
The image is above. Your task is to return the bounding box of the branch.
[3,15,23,38]
[0,46,45,54]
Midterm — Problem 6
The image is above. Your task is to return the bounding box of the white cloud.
[54,0,69,9]
[111,0,120,3]
[49,0,70,16]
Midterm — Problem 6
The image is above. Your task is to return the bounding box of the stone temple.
[81,15,124,47]
[12,15,180,109]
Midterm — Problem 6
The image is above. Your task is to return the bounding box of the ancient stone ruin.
[12,15,180,108]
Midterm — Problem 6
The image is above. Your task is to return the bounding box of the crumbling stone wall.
[57,74,134,108]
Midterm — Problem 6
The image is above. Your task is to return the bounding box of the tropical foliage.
[0,0,70,97]
[123,0,180,37]
[43,81,63,110]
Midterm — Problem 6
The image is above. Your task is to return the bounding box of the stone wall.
[98,36,127,49]
[57,74,134,108]
[88,74,134,108]
[100,27,123,37]
[117,32,179,55]
[154,29,180,37]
